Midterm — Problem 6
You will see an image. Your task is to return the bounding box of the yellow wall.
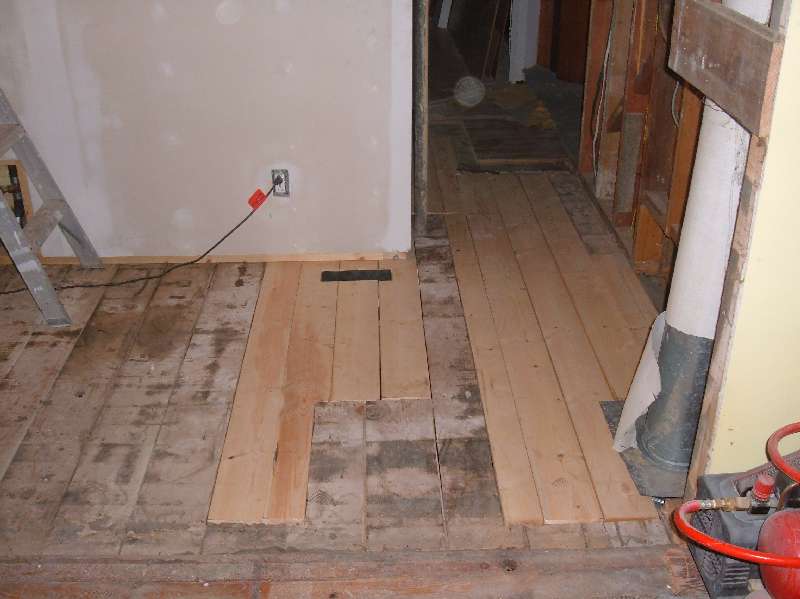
[707,4,800,473]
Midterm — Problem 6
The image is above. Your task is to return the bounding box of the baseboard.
[0,251,408,267]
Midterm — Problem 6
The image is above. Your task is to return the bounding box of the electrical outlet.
[272,169,290,197]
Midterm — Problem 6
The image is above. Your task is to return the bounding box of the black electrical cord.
[0,181,279,296]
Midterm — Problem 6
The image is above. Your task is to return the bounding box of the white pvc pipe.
[725,0,772,23]
[438,0,453,29]
[614,0,772,452]
[667,0,771,339]
[665,100,749,339]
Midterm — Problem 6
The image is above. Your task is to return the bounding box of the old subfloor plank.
[0,546,707,598]
[426,159,445,214]
[0,265,117,481]
[0,266,68,380]
[378,256,431,400]
[330,260,379,403]
[42,265,212,556]
[266,262,338,522]
[447,214,543,525]
[209,263,301,524]
[0,265,162,556]
[124,263,264,556]
[431,134,473,215]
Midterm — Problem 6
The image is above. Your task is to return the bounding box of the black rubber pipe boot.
[636,324,714,471]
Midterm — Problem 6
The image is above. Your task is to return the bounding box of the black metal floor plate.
[321,269,392,282]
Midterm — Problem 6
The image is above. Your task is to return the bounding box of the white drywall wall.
[0,0,412,258]
[509,0,541,82]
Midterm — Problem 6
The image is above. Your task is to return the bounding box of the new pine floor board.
[378,256,431,401]
[447,214,544,525]
[521,173,645,399]
[331,260,380,403]
[208,262,300,523]
[561,269,643,399]
[595,253,659,340]
[513,174,656,520]
[266,262,338,522]
[488,174,535,228]
[467,207,602,524]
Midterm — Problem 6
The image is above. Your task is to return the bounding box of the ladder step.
[0,124,24,156]
[0,197,71,327]
[25,199,67,251]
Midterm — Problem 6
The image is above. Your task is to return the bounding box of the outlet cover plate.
[272,169,290,197]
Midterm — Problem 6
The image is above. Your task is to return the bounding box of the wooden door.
[554,0,591,82]
[449,0,512,79]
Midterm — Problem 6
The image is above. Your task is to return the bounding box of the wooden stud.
[666,85,703,242]
[578,0,614,175]
[612,0,658,222]
[594,0,636,205]
[632,202,666,276]
[537,0,556,69]
[413,0,430,235]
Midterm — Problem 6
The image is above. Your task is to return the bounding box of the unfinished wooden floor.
[0,136,665,562]
[428,128,657,524]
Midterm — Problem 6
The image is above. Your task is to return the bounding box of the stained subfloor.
[0,246,707,597]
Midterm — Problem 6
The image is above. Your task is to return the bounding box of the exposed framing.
[0,159,35,265]
[685,0,791,495]
[413,0,430,236]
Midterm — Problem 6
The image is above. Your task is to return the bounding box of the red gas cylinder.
[759,509,800,599]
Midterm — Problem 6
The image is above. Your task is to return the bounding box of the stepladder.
[0,87,101,327]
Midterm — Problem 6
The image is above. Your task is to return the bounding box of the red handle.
[767,422,800,484]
